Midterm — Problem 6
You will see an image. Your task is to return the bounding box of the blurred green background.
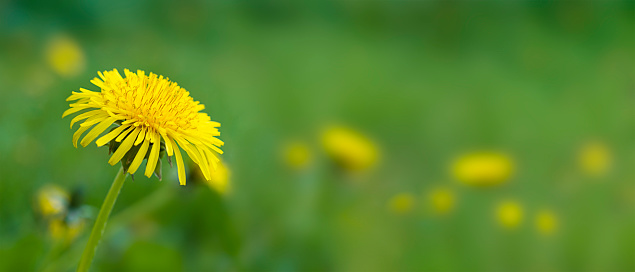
[0,1,634,271]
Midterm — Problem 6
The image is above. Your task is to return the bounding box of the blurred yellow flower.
[535,209,558,236]
[389,193,415,215]
[35,185,86,244]
[206,161,231,195]
[37,185,70,217]
[63,69,224,185]
[452,152,514,187]
[579,141,612,177]
[496,200,523,230]
[49,218,85,244]
[283,141,312,170]
[428,187,456,215]
[46,35,86,77]
[322,126,378,172]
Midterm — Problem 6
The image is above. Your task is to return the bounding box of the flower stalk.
[77,167,127,272]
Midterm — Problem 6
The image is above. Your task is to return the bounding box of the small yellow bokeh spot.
[45,35,85,77]
[37,185,70,217]
[206,161,231,195]
[496,200,523,230]
[535,209,558,236]
[452,152,514,187]
[579,141,612,177]
[283,141,312,170]
[389,193,415,215]
[428,187,456,215]
[322,126,379,172]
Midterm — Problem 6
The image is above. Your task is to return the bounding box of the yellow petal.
[66,91,96,102]
[62,106,87,118]
[159,130,173,156]
[70,110,101,129]
[67,103,93,110]
[144,132,161,177]
[201,139,224,154]
[128,139,150,174]
[173,136,201,165]
[115,126,134,142]
[95,125,129,147]
[72,125,91,148]
[90,78,107,90]
[195,145,212,180]
[80,117,118,147]
[134,127,146,146]
[172,140,186,185]
[201,147,220,171]
[79,114,109,127]
[108,128,140,165]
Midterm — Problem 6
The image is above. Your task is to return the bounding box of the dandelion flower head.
[322,126,378,172]
[35,185,86,244]
[63,69,223,185]
[496,200,523,230]
[37,185,70,217]
[452,152,514,187]
[46,35,85,77]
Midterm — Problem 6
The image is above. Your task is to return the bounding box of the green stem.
[77,167,127,272]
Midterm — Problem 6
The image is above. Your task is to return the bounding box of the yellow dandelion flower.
[322,126,378,172]
[206,161,231,195]
[579,141,612,177]
[535,209,558,236]
[49,218,86,244]
[428,187,456,215]
[388,193,415,215]
[46,35,85,77]
[63,69,224,185]
[283,141,312,170]
[37,185,70,217]
[36,185,86,244]
[452,152,514,187]
[496,200,523,230]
